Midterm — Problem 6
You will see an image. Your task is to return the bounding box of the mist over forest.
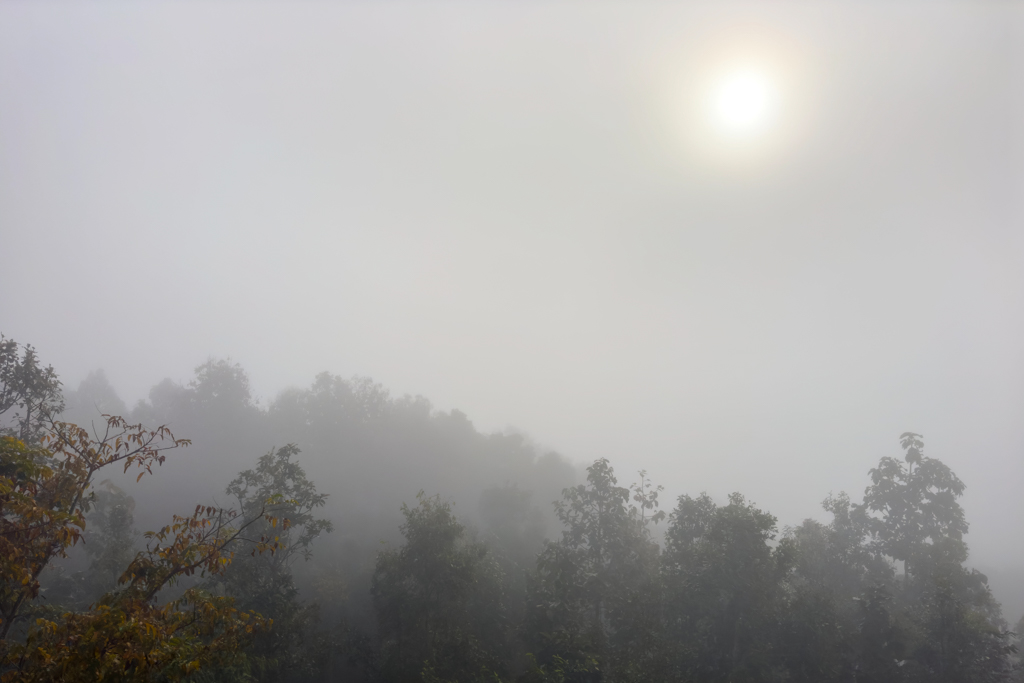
[3,2,1024,682]
[1,340,1022,682]
[60,359,577,593]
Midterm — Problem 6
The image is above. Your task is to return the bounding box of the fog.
[2,0,1024,627]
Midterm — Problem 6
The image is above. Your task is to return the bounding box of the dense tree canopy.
[372,494,508,683]
[2,334,1019,683]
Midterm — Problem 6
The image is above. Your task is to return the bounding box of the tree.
[82,481,139,595]
[1,406,291,681]
[0,416,186,644]
[62,371,128,426]
[855,434,1013,681]
[209,445,334,683]
[660,492,793,683]
[189,360,258,415]
[0,337,64,443]
[857,432,967,581]
[42,480,141,612]
[524,460,663,683]
[780,519,854,683]
[372,493,508,683]
[855,581,908,683]
[5,497,281,682]
[478,484,548,671]
[779,492,891,683]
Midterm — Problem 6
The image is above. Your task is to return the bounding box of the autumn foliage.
[0,414,290,682]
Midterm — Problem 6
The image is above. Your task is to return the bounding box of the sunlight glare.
[710,69,778,136]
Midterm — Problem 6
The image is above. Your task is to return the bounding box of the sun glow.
[663,27,807,168]
[710,69,777,135]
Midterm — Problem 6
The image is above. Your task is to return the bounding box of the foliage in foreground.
[0,338,297,682]
[0,419,289,682]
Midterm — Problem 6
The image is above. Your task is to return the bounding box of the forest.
[1,333,1020,683]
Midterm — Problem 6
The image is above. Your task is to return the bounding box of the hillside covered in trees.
[1,334,1020,683]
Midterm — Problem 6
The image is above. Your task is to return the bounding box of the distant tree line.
[1,334,1021,682]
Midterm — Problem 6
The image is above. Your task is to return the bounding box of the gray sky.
[2,2,1023,611]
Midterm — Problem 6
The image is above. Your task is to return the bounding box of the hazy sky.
[2,2,1023,608]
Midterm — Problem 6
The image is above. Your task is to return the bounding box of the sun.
[663,30,803,166]
[709,68,778,136]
